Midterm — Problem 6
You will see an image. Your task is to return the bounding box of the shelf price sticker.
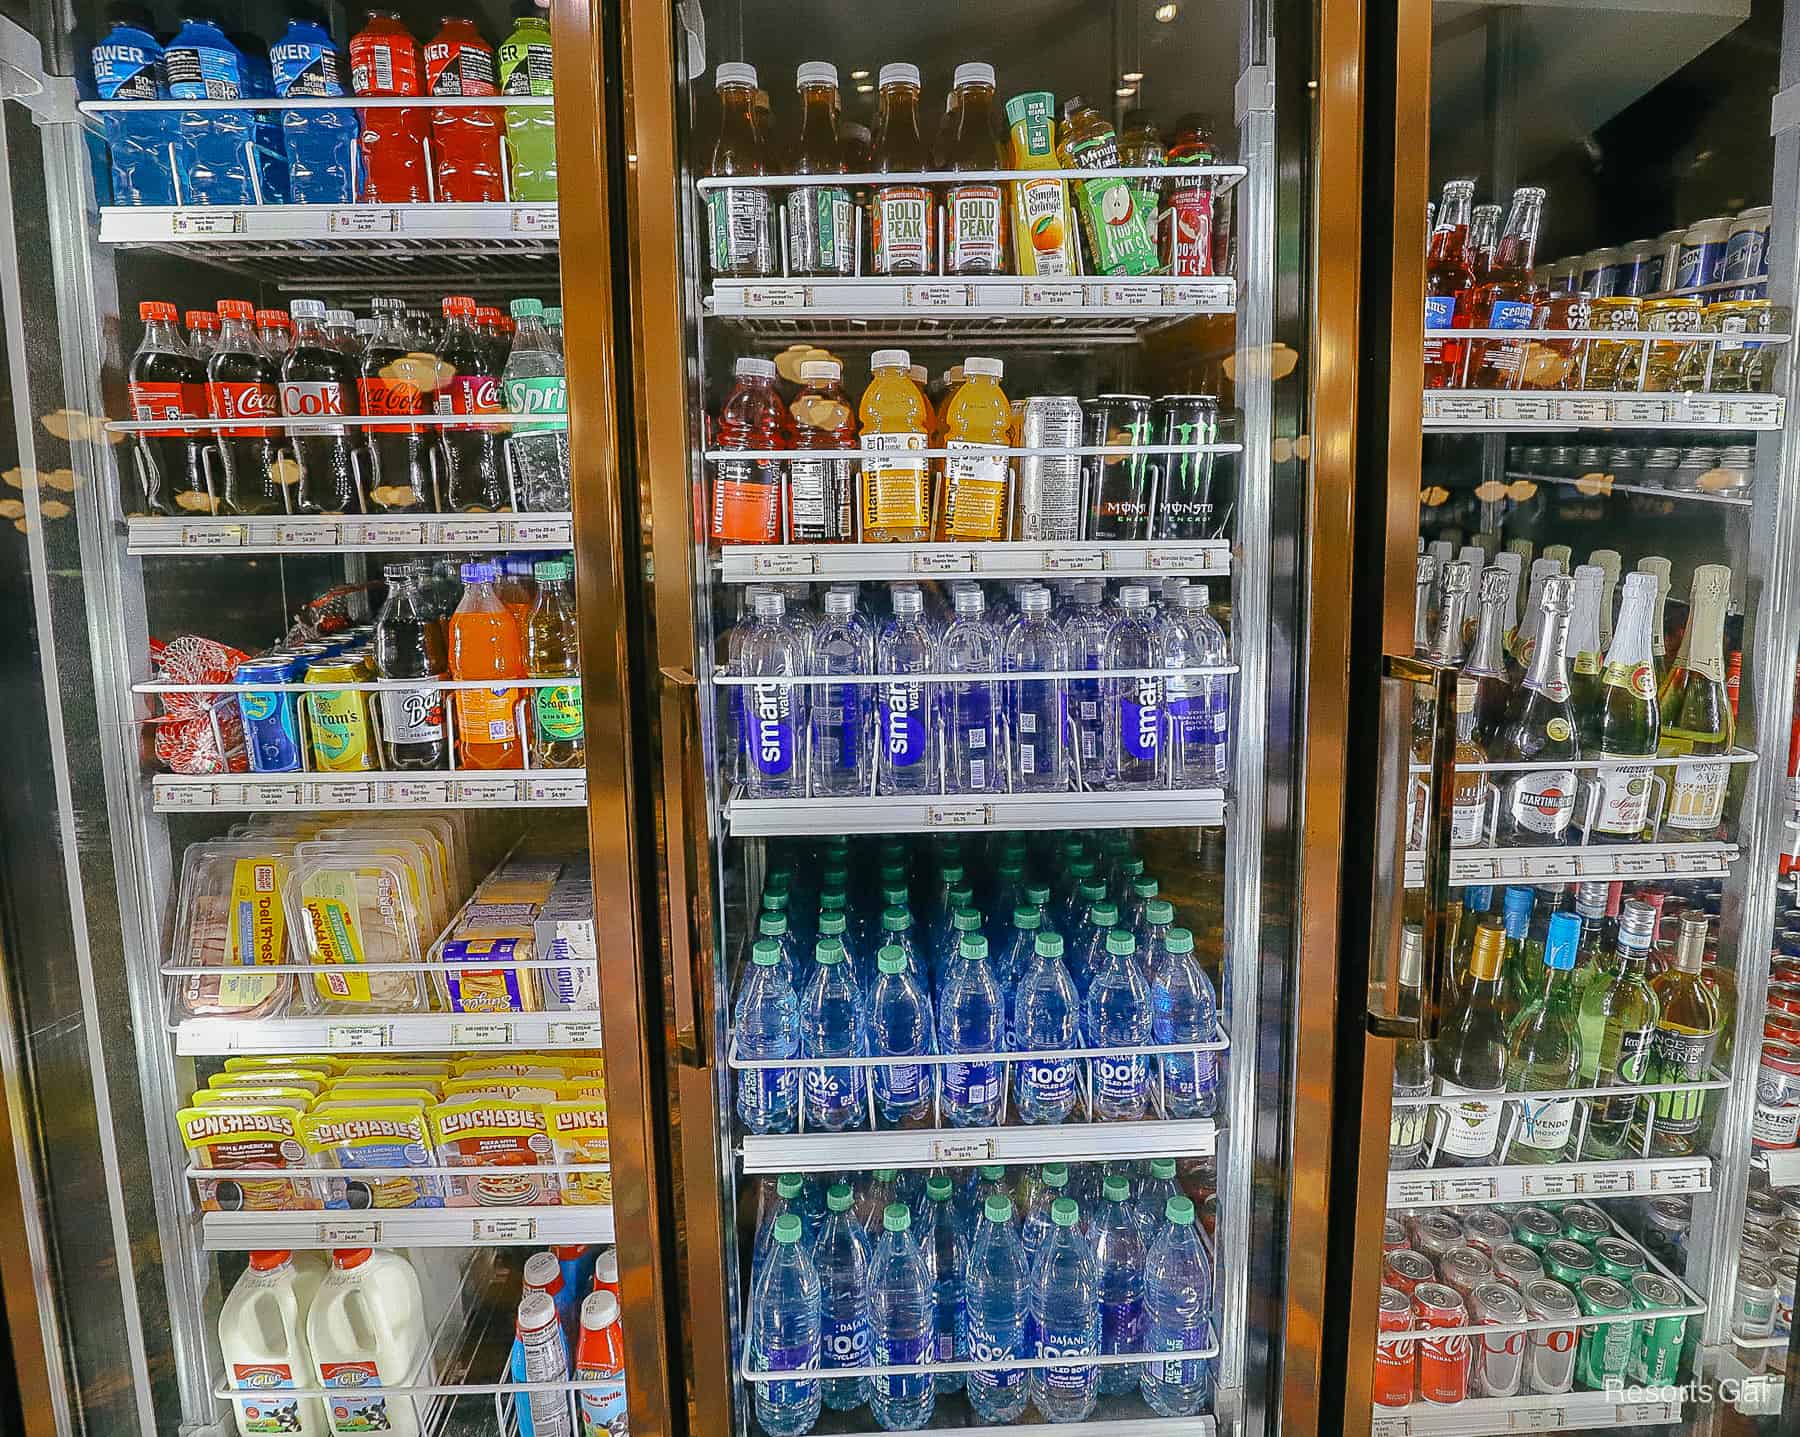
[159,781,217,810]
[1447,855,1496,885]
[1494,396,1553,422]
[1521,1169,1580,1198]
[314,781,373,807]
[1102,282,1161,307]
[181,523,245,549]
[1431,396,1492,423]
[911,549,973,574]
[1023,283,1084,309]
[1615,1404,1675,1426]
[905,284,969,308]
[927,803,989,828]
[327,1023,391,1051]
[750,550,818,577]
[1042,549,1103,573]
[931,1136,993,1163]
[548,1019,604,1047]
[1761,1148,1800,1188]
[384,778,451,805]
[1613,398,1667,425]
[1164,280,1233,309]
[1650,1164,1706,1193]
[1671,848,1732,875]
[348,519,428,548]
[275,522,340,548]
[317,1221,380,1245]
[1610,849,1666,877]
[327,208,396,234]
[451,1020,515,1047]
[1372,1418,1408,1437]
[511,206,558,234]
[512,519,573,546]
[1669,397,1724,425]
[1515,1407,1568,1431]
[1561,399,1610,424]
[1389,1176,1438,1207]
[743,285,807,310]
[526,775,585,804]
[1442,1175,1495,1203]
[1146,546,1222,573]
[1726,396,1784,428]
[249,782,305,810]
[1577,1167,1633,1196]
[440,517,505,546]
[474,1216,537,1242]
[172,209,243,235]
[454,777,523,804]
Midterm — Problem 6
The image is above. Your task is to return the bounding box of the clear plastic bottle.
[938,933,1004,1127]
[918,1175,966,1392]
[734,939,799,1135]
[373,563,447,771]
[750,1214,822,1437]
[449,560,525,768]
[866,945,935,1130]
[808,588,872,797]
[868,1204,935,1430]
[502,298,571,512]
[1103,584,1165,789]
[1028,1196,1100,1422]
[1062,580,1112,787]
[856,1169,899,1241]
[271,8,355,204]
[962,1193,1029,1421]
[940,585,1002,794]
[1092,1174,1148,1394]
[877,586,940,795]
[1012,930,1081,1124]
[936,357,1012,541]
[1003,586,1068,791]
[799,939,866,1131]
[526,558,584,767]
[858,351,932,543]
[1160,584,1231,786]
[93,3,178,206]
[742,591,808,798]
[1086,929,1153,1120]
[1020,1161,1070,1265]
[1133,1159,1182,1250]
[1140,1195,1213,1416]
[752,1173,809,1295]
[1152,926,1218,1118]
[788,359,856,542]
[498,1,556,199]
[813,1183,872,1412]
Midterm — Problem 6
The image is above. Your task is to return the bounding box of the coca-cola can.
[1754,1040,1800,1150]
[1490,1242,1546,1291]
[1385,1249,1436,1296]
[1375,1285,1415,1407]
[1521,1278,1580,1394]
[1441,1244,1497,1306]
[1470,1281,1528,1397]
[1413,1282,1470,1404]
[1461,1208,1515,1255]
[1412,1211,1467,1264]
[1768,981,1800,1019]
[1383,1217,1409,1253]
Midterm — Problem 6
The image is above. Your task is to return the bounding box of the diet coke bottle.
[358,297,433,510]
[280,297,364,514]
[435,295,506,511]
[207,299,287,515]
[127,300,208,515]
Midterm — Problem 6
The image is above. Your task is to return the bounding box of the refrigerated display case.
[0,2,679,1433]
[1337,0,1800,1428]
[612,1,1346,1436]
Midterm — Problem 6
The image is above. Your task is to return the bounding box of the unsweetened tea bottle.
[942,63,1006,275]
[705,63,774,278]
[784,62,854,277]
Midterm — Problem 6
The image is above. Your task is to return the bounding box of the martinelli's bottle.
[1495,574,1581,846]
[1658,564,1735,842]
[1586,571,1661,842]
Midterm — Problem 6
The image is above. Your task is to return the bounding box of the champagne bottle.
[1496,575,1582,846]
[1413,551,1438,658]
[1430,918,1509,1167]
[1463,566,1514,749]
[1567,565,1605,740]
[1588,571,1663,840]
[1645,910,1722,1154]
[1542,543,1572,574]
[1451,676,1488,847]
[1637,556,1673,690]
[1589,548,1622,650]
[1390,923,1434,1170]
[1508,557,1562,684]
[1430,561,1473,666]
[1502,910,1582,1163]
[1658,564,1734,841]
[1496,550,1525,657]
[1579,899,1661,1157]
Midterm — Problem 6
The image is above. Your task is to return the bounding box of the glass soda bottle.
[1424,177,1475,388]
[280,297,363,514]
[373,562,447,769]
[935,356,1011,541]
[709,356,791,544]
[787,358,856,542]
[425,14,505,203]
[784,62,854,278]
[207,299,286,516]
[705,63,773,278]
[497,0,556,200]
[357,297,432,510]
[126,300,206,515]
[858,349,932,542]
[870,63,934,275]
[436,295,507,511]
[527,558,584,767]
[941,62,1006,276]
[349,10,430,202]
[449,559,525,767]
[1465,186,1547,389]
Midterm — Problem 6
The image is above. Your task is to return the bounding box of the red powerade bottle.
[709,356,792,544]
[425,15,504,202]
[349,10,431,202]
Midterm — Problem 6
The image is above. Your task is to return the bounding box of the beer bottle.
[1659,564,1735,840]
[1430,917,1509,1168]
[1645,910,1722,1155]
[1638,556,1673,689]
[1588,572,1662,840]
[1466,186,1547,389]
[1589,548,1622,649]
[870,63,934,276]
[1424,178,1475,389]
[1390,923,1434,1171]
[1502,910,1582,1164]
[1495,574,1581,847]
[784,63,854,278]
[1578,899,1660,1156]
[1462,566,1515,749]
[1429,560,1472,666]
[1450,676,1488,847]
[1567,564,1605,740]
[1468,202,1502,280]
[704,63,773,280]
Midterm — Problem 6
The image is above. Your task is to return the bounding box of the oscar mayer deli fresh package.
[171,841,298,1020]
[545,1101,610,1204]
[428,1098,558,1206]
[299,1102,444,1209]
[285,847,430,1014]
[179,1103,323,1212]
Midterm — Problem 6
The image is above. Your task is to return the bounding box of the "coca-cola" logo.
[210,381,279,420]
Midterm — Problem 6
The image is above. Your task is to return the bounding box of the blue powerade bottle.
[269,8,355,202]
[164,15,286,204]
[91,3,177,205]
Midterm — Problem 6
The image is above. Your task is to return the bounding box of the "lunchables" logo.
[437,1106,544,1137]
[184,1110,297,1142]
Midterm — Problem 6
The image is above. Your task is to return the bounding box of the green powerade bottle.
[499,0,557,200]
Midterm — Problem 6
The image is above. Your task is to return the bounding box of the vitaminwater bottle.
[449,560,524,767]
[870,63,934,275]
[858,349,932,542]
[426,15,505,202]
[527,558,584,768]
[935,356,1011,541]
[787,358,856,542]
[498,0,556,199]
[942,63,1006,275]
[349,10,430,202]
[704,63,773,278]
[93,3,177,206]
[710,356,790,543]
[784,63,854,277]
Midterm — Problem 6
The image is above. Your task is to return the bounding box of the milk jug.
[306,1248,431,1436]
[220,1250,327,1437]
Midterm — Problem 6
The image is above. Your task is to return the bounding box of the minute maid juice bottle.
[1004,92,1076,276]
[858,349,932,542]
[498,0,556,200]
[935,356,1012,541]
[1057,95,1159,277]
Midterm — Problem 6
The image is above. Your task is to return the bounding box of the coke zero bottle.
[435,294,507,511]
[280,297,364,514]
[127,301,207,515]
[207,298,287,515]
[373,562,448,769]
[357,296,432,510]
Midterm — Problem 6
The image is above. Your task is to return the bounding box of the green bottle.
[498,1,557,201]
[1579,900,1661,1157]
[1502,910,1583,1163]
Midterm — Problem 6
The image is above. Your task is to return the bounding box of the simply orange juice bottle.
[857,349,932,542]
[935,356,1012,541]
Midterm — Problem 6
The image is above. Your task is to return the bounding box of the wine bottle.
[1659,564,1734,842]
[1645,910,1722,1154]
[1496,574,1582,846]
[1496,884,1537,1028]
[1501,909,1582,1163]
[1589,548,1622,650]
[1430,918,1509,1168]
[1390,923,1434,1170]
[1451,675,1488,847]
[1579,899,1661,1157]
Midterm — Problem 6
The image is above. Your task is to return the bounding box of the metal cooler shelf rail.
[718,539,1233,582]
[724,785,1228,836]
[200,1204,614,1250]
[151,771,587,812]
[738,1115,1219,1173]
[126,512,574,554]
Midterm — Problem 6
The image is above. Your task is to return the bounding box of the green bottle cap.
[1146,899,1174,925]
[984,1194,1014,1224]
[1034,931,1066,958]
[1051,1197,1080,1228]
[759,913,789,936]
[1079,879,1108,904]
[1166,1195,1196,1225]
[772,1213,802,1244]
[1043,1162,1069,1186]
[926,1175,953,1202]
[882,905,912,932]
[877,947,907,975]
[1103,1175,1132,1202]
[952,908,983,932]
[1133,877,1160,899]
[959,934,989,961]
[1013,905,1041,929]
[776,1173,803,1199]
[1024,884,1052,906]
[826,1183,854,1213]
[1166,927,1195,954]
[883,1202,912,1233]
[814,938,845,964]
[1150,1158,1177,1179]
[751,940,781,967]
[1106,929,1137,956]
[1090,902,1119,927]
[818,912,848,936]
[980,1165,1004,1181]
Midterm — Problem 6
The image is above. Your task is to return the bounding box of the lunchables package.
[221,1055,342,1077]
[427,1098,558,1207]
[545,1100,610,1205]
[189,1086,316,1112]
[284,844,431,1014]
[299,1102,444,1209]
[171,840,299,1020]
[179,1102,322,1212]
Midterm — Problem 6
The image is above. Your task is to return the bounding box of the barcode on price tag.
[932,1137,993,1162]
[475,1216,537,1241]
[328,208,396,234]
[327,1024,390,1050]
[317,1221,380,1245]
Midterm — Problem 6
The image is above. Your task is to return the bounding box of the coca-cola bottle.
[357,296,433,510]
[435,294,507,511]
[126,300,207,515]
[207,299,287,515]
[1424,178,1475,388]
[280,298,364,514]
[1465,186,1547,390]
[255,307,292,357]
[183,309,220,362]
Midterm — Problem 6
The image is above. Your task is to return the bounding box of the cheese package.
[475,859,563,905]
[208,1071,327,1096]
[427,1099,558,1207]
[545,1101,611,1205]
[171,841,298,1020]
[179,1103,322,1212]
[285,847,430,1013]
[299,1102,444,1209]
[536,865,599,1012]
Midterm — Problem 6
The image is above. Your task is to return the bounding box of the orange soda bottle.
[935,356,1012,540]
[449,560,524,767]
[857,349,932,542]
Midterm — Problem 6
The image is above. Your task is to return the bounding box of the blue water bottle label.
[1019,1057,1076,1108]
[1424,294,1456,330]
[880,682,928,769]
[270,38,345,96]
[1040,1330,1098,1394]
[873,1332,930,1398]
[741,1067,796,1122]
[94,38,165,99]
[1120,683,1163,762]
[943,1059,1001,1110]
[749,685,796,777]
[1100,1296,1146,1355]
[966,1325,1023,1388]
[820,1312,870,1369]
[873,1060,924,1107]
[804,1065,864,1126]
[1093,1053,1148,1107]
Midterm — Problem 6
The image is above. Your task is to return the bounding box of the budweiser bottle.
[1424,178,1475,389]
[126,300,207,515]
[207,298,287,516]
[280,298,363,514]
[1465,187,1547,389]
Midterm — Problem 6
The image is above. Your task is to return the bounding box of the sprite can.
[1560,1202,1611,1248]
[1593,1235,1650,1284]
[1575,1275,1635,1390]
[1628,1272,1687,1385]
[1513,1206,1564,1253]
[1544,1238,1598,1288]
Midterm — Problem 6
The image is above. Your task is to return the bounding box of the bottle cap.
[776,1173,804,1198]
[762,890,790,915]
[1021,587,1052,613]
[331,1248,372,1269]
[1146,898,1174,925]
[892,585,924,615]
[882,1202,911,1233]
[510,297,544,319]
[796,60,838,89]
[383,562,413,581]
[817,913,847,937]
[217,298,254,320]
[460,560,494,582]
[952,907,982,932]
[1013,905,1041,930]
[534,559,568,582]
[254,309,288,329]
[826,1182,854,1212]
[1574,881,1609,918]
[1043,1162,1068,1185]
[1179,585,1212,610]
[751,938,781,967]
[184,309,216,329]
[881,907,911,933]
[581,1290,620,1330]
[819,890,846,912]
[926,1175,953,1202]
[879,61,920,88]
[1150,1158,1177,1179]
[980,1165,1004,1180]
[875,1168,898,1180]
[1502,886,1535,931]
[715,61,757,88]
[248,1250,292,1271]
[1079,880,1108,903]
[952,585,985,614]
[1024,884,1051,905]
[287,297,326,321]
[1103,1175,1131,1201]
[1120,584,1151,608]
[984,1194,1013,1223]
[877,947,907,975]
[1089,901,1119,926]
[734,356,777,379]
[1166,927,1195,954]
[959,934,989,961]
[1050,1196,1080,1228]
[772,1214,803,1244]
[1166,1194,1196,1225]
[1033,930,1063,957]
[1106,929,1136,957]
[1132,877,1159,898]
[758,914,788,937]
[1545,911,1581,971]
[798,359,840,381]
[870,347,911,370]
[953,61,996,88]
[517,1290,559,1334]
[964,356,1004,379]
[813,937,845,963]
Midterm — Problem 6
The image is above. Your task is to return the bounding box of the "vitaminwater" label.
[859,433,928,534]
[941,441,1010,539]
